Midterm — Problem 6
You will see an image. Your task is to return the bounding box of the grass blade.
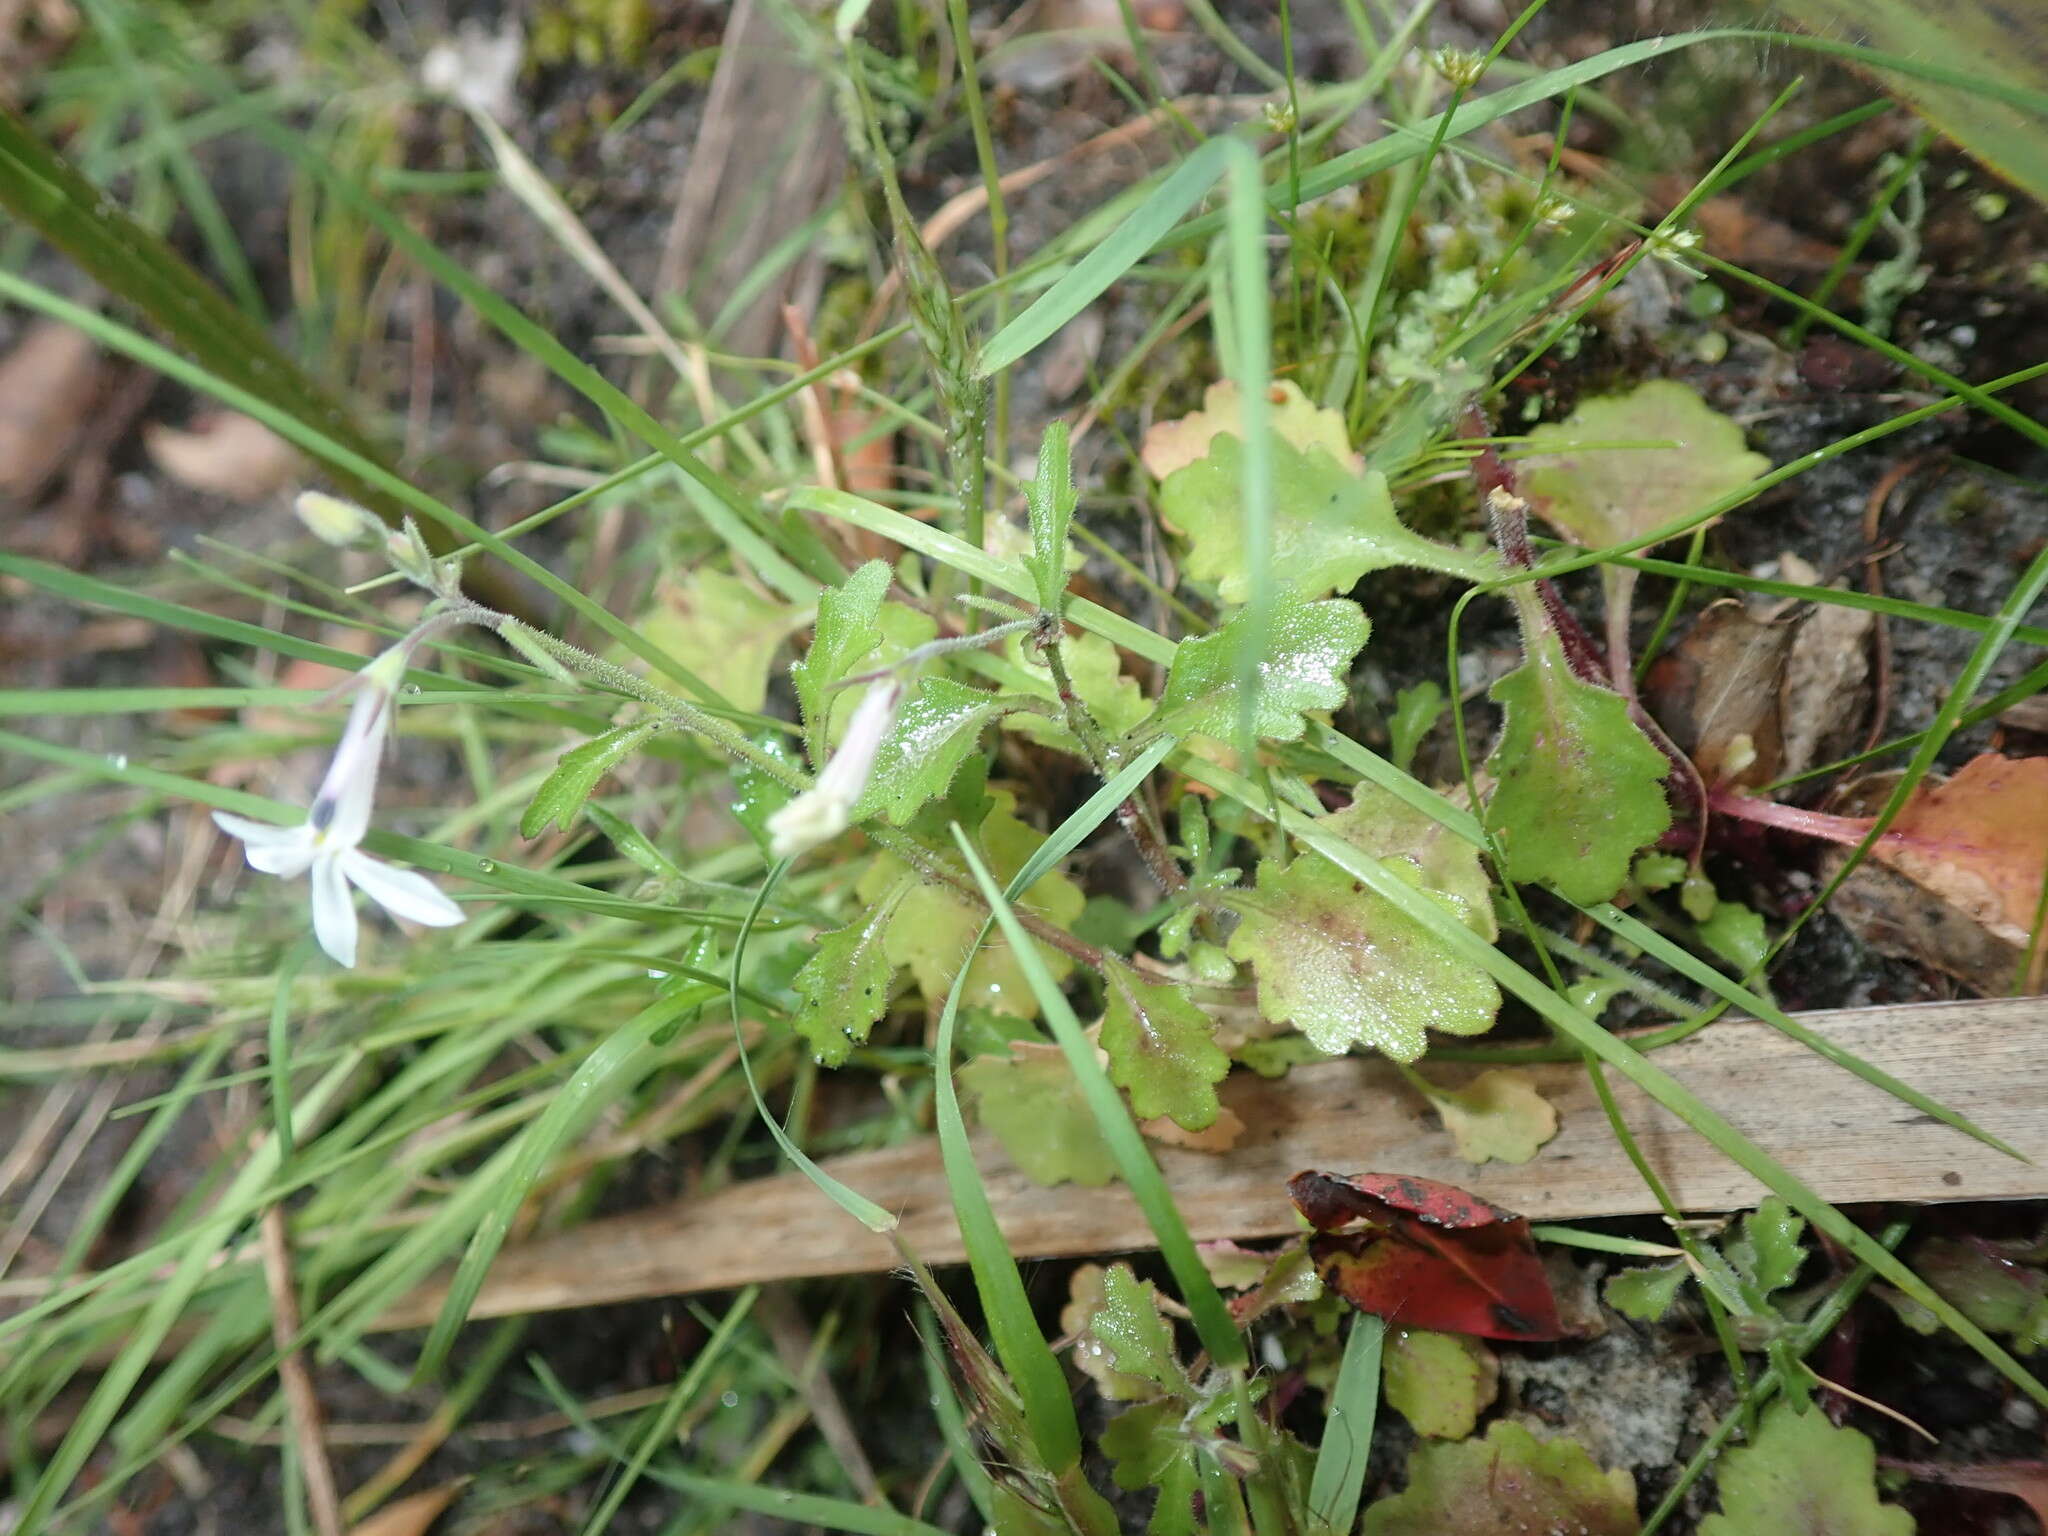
[948,826,1245,1368]
[413,983,726,1379]
[1307,1313,1383,1536]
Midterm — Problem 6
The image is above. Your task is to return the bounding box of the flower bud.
[295,491,381,549]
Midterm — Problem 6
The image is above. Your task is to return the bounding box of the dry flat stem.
[260,1206,343,1536]
[373,997,2048,1327]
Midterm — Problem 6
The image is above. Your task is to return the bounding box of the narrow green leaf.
[1308,1314,1383,1536]
[414,984,719,1379]
[520,722,660,839]
[0,105,396,521]
[980,138,1235,375]
[1026,422,1075,617]
[949,828,1246,1368]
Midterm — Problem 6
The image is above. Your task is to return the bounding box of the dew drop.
[404,683,423,695]
[107,753,128,770]
[477,859,497,873]
[720,1389,739,1409]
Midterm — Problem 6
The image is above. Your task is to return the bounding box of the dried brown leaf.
[145,411,304,502]
[0,319,102,501]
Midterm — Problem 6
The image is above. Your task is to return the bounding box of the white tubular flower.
[766,678,904,861]
[213,645,464,967]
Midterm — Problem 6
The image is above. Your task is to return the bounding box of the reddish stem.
[1706,786,1905,852]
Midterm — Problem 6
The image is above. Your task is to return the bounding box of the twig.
[260,1206,343,1536]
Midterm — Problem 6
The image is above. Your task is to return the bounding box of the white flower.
[213,646,464,967]
[766,678,903,861]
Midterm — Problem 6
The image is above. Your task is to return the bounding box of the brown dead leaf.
[1823,758,2048,996]
[144,411,304,502]
[1878,755,2048,945]
[0,319,103,502]
[346,1480,467,1536]
[1141,1106,1244,1153]
[1648,579,1873,787]
[1646,599,1795,787]
[1777,596,1874,780]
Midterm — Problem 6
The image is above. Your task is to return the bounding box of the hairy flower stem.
[1040,630,1188,896]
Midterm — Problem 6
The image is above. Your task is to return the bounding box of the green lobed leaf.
[1606,1263,1690,1323]
[855,676,1007,825]
[1160,435,1484,603]
[520,722,660,839]
[1228,790,1500,1062]
[1099,1402,1202,1536]
[1381,1328,1498,1440]
[1698,1401,1912,1536]
[1485,628,1671,905]
[1148,598,1369,747]
[959,1042,1116,1188]
[1098,959,1229,1132]
[1362,1421,1639,1536]
[1521,380,1770,550]
[1416,1067,1560,1165]
[859,793,1086,1018]
[1090,1263,1190,1398]
[1905,1237,2048,1346]
[791,888,906,1067]
[1727,1198,1807,1297]
[639,566,800,714]
[792,559,892,742]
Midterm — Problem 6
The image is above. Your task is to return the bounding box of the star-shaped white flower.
[214,647,464,967]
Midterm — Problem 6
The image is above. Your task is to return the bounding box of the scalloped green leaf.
[1362,1421,1638,1536]
[1150,598,1368,746]
[857,792,1085,1018]
[520,721,659,839]
[1484,629,1671,906]
[854,675,1005,825]
[1699,1401,1911,1536]
[1605,1262,1689,1322]
[1099,1402,1202,1536]
[793,559,890,736]
[642,566,800,713]
[791,893,903,1066]
[1383,1328,1498,1440]
[1522,379,1769,549]
[1160,435,1470,603]
[1090,1263,1189,1397]
[1145,381,1482,602]
[1098,959,1228,1132]
[1417,1067,1560,1166]
[1227,792,1500,1062]
[1728,1198,1807,1297]
[960,1041,1116,1188]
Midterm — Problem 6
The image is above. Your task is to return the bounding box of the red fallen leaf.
[1288,1170,1566,1341]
